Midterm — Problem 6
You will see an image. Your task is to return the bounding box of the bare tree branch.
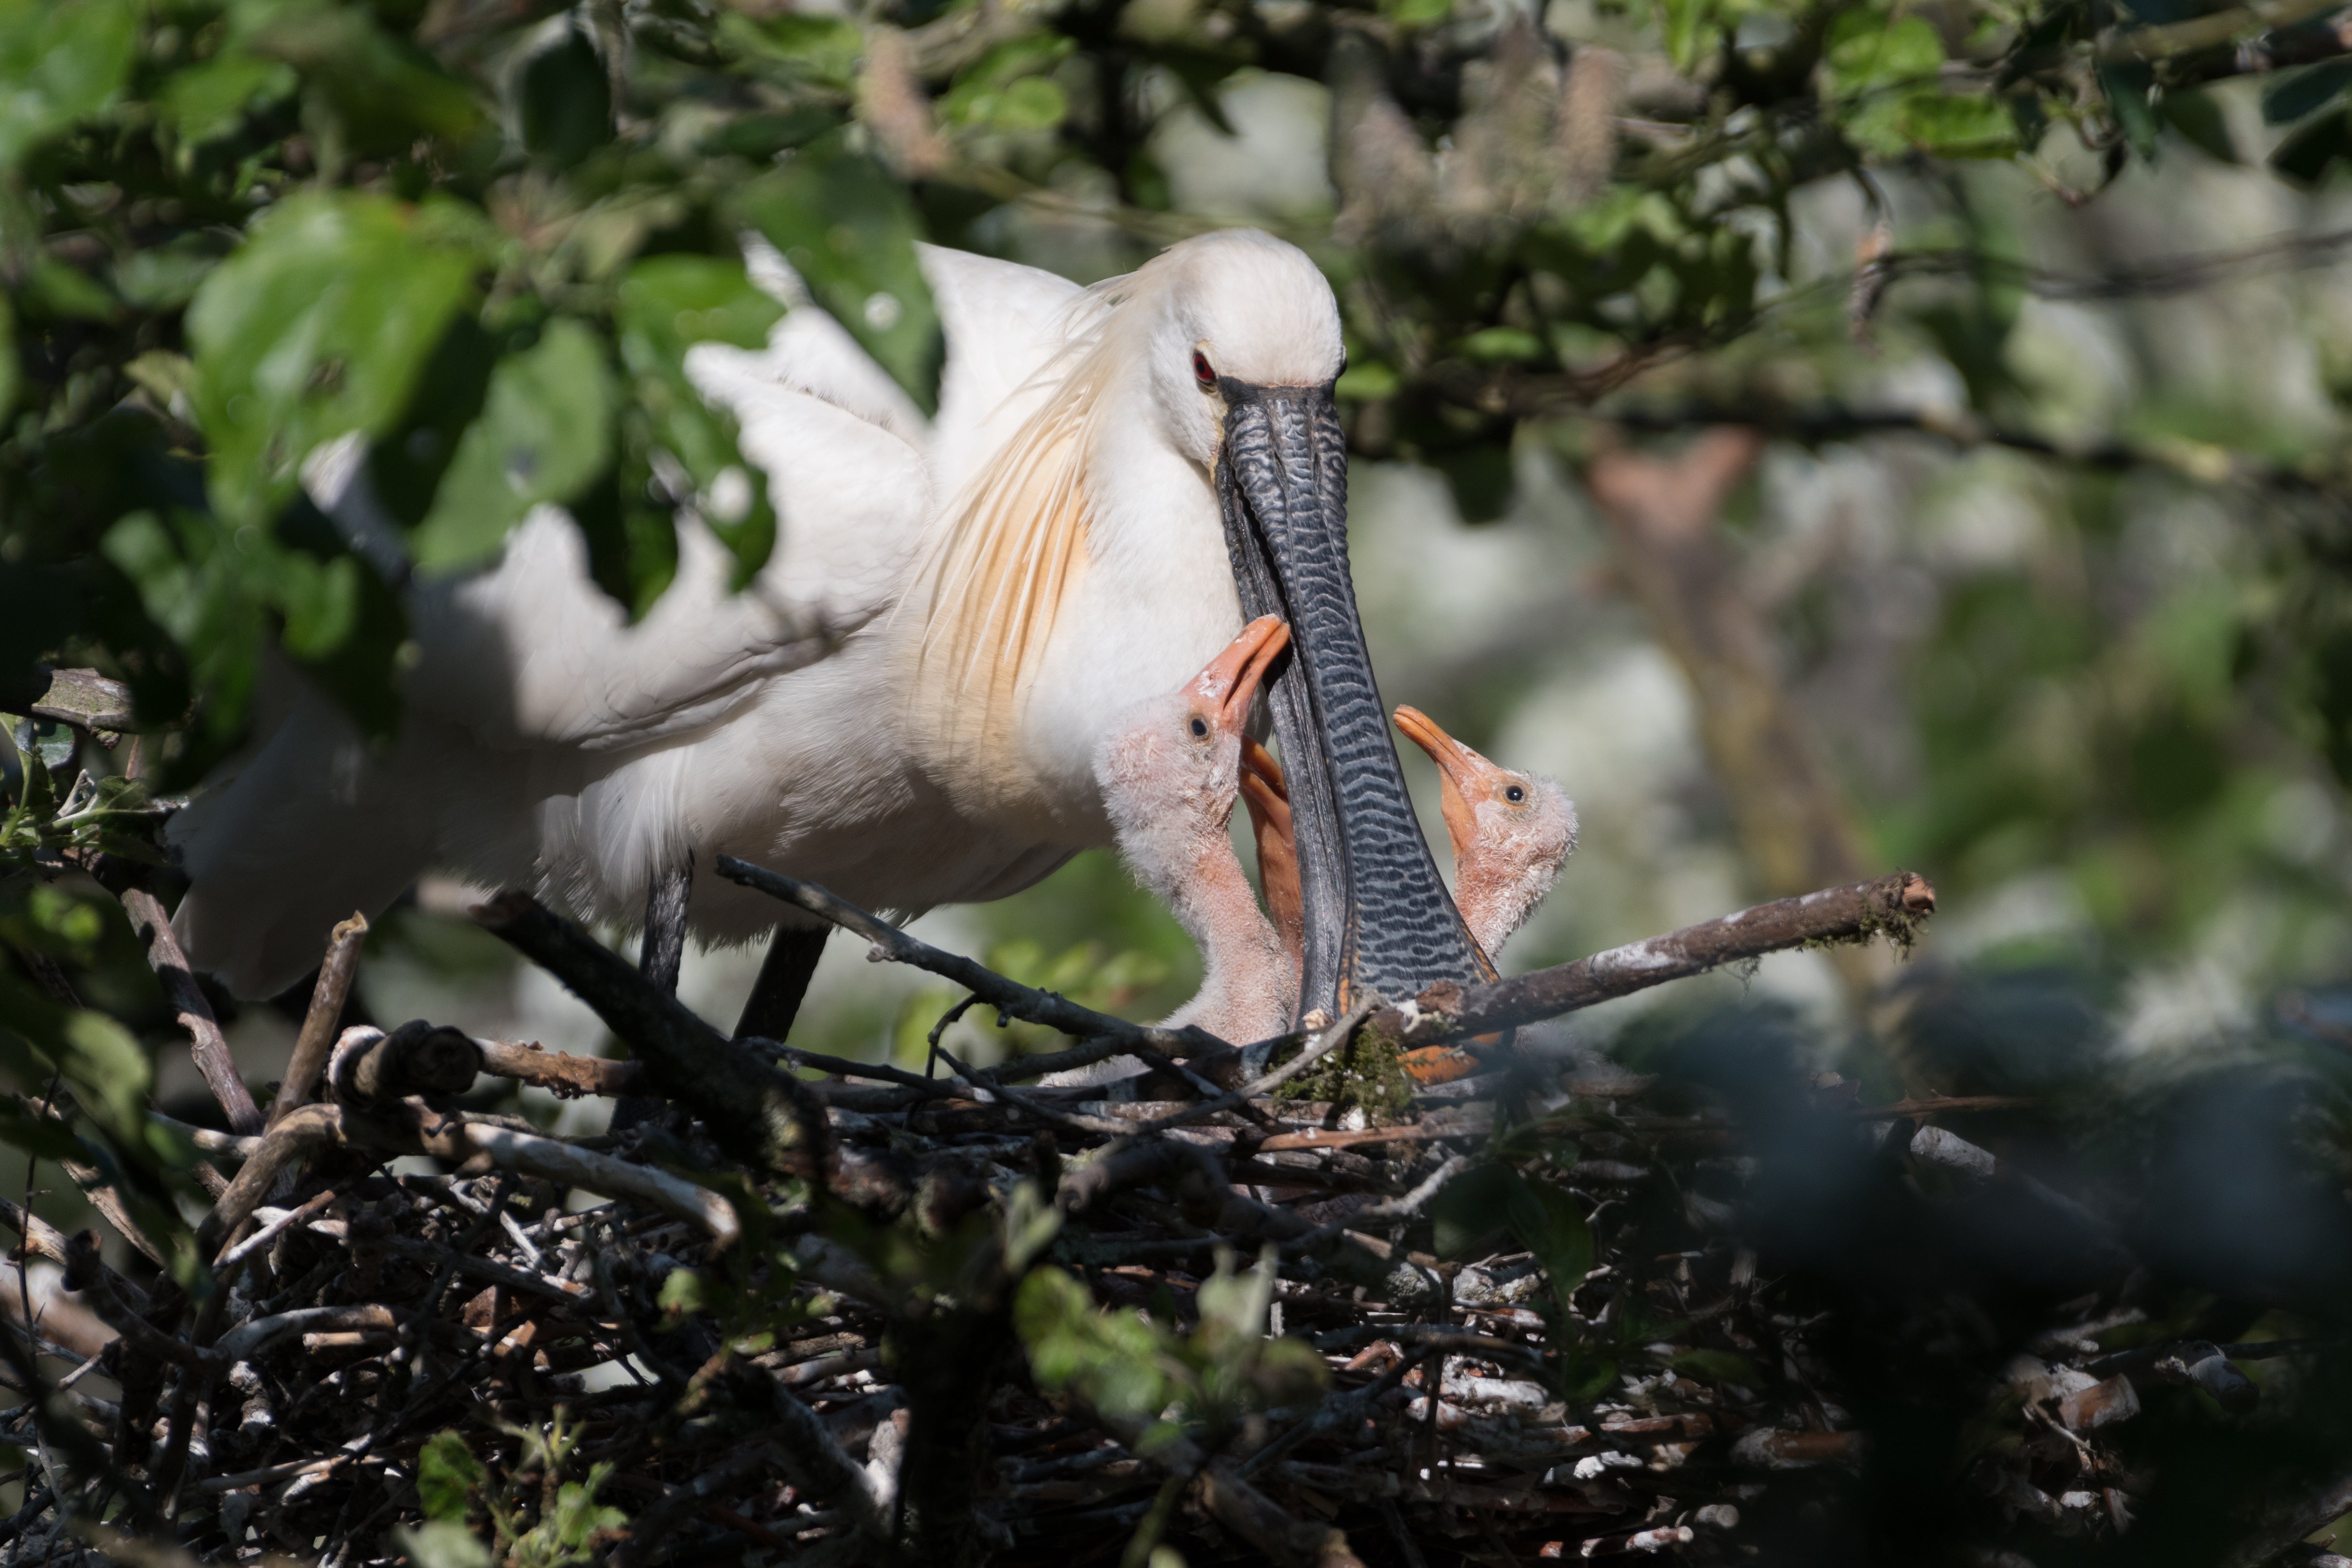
[1398,872,1937,1043]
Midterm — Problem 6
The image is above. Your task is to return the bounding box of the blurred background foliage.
[10,0,2352,1460]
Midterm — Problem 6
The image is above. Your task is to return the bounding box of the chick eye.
[1189,716,1210,738]
[1192,350,1216,389]
[1505,784,1525,803]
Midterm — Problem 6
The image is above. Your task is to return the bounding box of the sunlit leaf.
[412,318,620,574]
[394,1522,492,1568]
[188,192,480,527]
[732,139,942,412]
[1896,93,2019,158]
[159,51,298,146]
[1825,14,1944,96]
[0,0,136,170]
[416,1431,488,1523]
[62,1009,152,1139]
[614,255,783,582]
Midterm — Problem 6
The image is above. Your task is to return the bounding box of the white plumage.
[172,228,1346,998]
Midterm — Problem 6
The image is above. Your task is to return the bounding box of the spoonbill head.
[1193,247,1496,1016]
[907,227,1493,1021]
[1392,705,1577,958]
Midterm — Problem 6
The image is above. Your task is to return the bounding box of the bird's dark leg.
[734,925,829,1043]
[639,853,693,993]
[612,853,694,1134]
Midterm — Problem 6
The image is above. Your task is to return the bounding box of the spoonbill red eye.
[1193,350,1215,388]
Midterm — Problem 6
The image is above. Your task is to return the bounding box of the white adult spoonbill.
[1046,616,1294,1089]
[170,228,1490,1030]
[1391,706,1577,958]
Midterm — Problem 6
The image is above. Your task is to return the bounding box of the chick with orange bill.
[1390,706,1578,961]
[1043,618,1296,1090]
[1243,711,1575,1085]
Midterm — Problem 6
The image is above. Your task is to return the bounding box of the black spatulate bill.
[1214,378,1496,1022]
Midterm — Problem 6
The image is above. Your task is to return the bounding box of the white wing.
[917,243,1095,505]
[399,320,933,753]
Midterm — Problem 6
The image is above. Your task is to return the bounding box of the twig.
[271,915,367,1126]
[1396,873,1936,1044]
[934,1050,1134,1137]
[1131,1004,1379,1137]
[29,669,137,733]
[119,889,262,1135]
[478,1039,645,1099]
[2221,1467,2352,1568]
[472,891,821,1174]
[715,856,1226,1060]
[216,1191,340,1271]
[2103,0,2343,59]
[440,1116,741,1247]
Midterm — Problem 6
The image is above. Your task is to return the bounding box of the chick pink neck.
[1142,826,1292,1047]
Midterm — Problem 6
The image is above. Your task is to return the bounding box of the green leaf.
[657,1267,706,1317]
[1458,326,1547,363]
[939,37,1077,131]
[1383,0,1451,22]
[0,1101,93,1164]
[617,257,786,358]
[416,1431,488,1523]
[1825,14,1943,95]
[242,2,485,154]
[733,139,942,413]
[0,0,136,170]
[159,51,299,147]
[614,256,783,581]
[1015,1266,1175,1428]
[62,1010,151,1140]
[1002,1179,1062,1274]
[719,12,864,90]
[2271,106,2352,186]
[188,192,480,527]
[2262,59,2352,126]
[1334,360,1399,402]
[102,506,384,741]
[394,1522,493,1568]
[1655,0,1717,75]
[2099,61,2161,162]
[1503,1172,1593,1319]
[1194,1244,1277,1340]
[518,24,613,169]
[102,510,266,731]
[2160,89,2236,162]
[537,1469,628,1555]
[1895,93,2018,158]
[412,319,621,574]
[115,240,226,312]
[23,257,119,323]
